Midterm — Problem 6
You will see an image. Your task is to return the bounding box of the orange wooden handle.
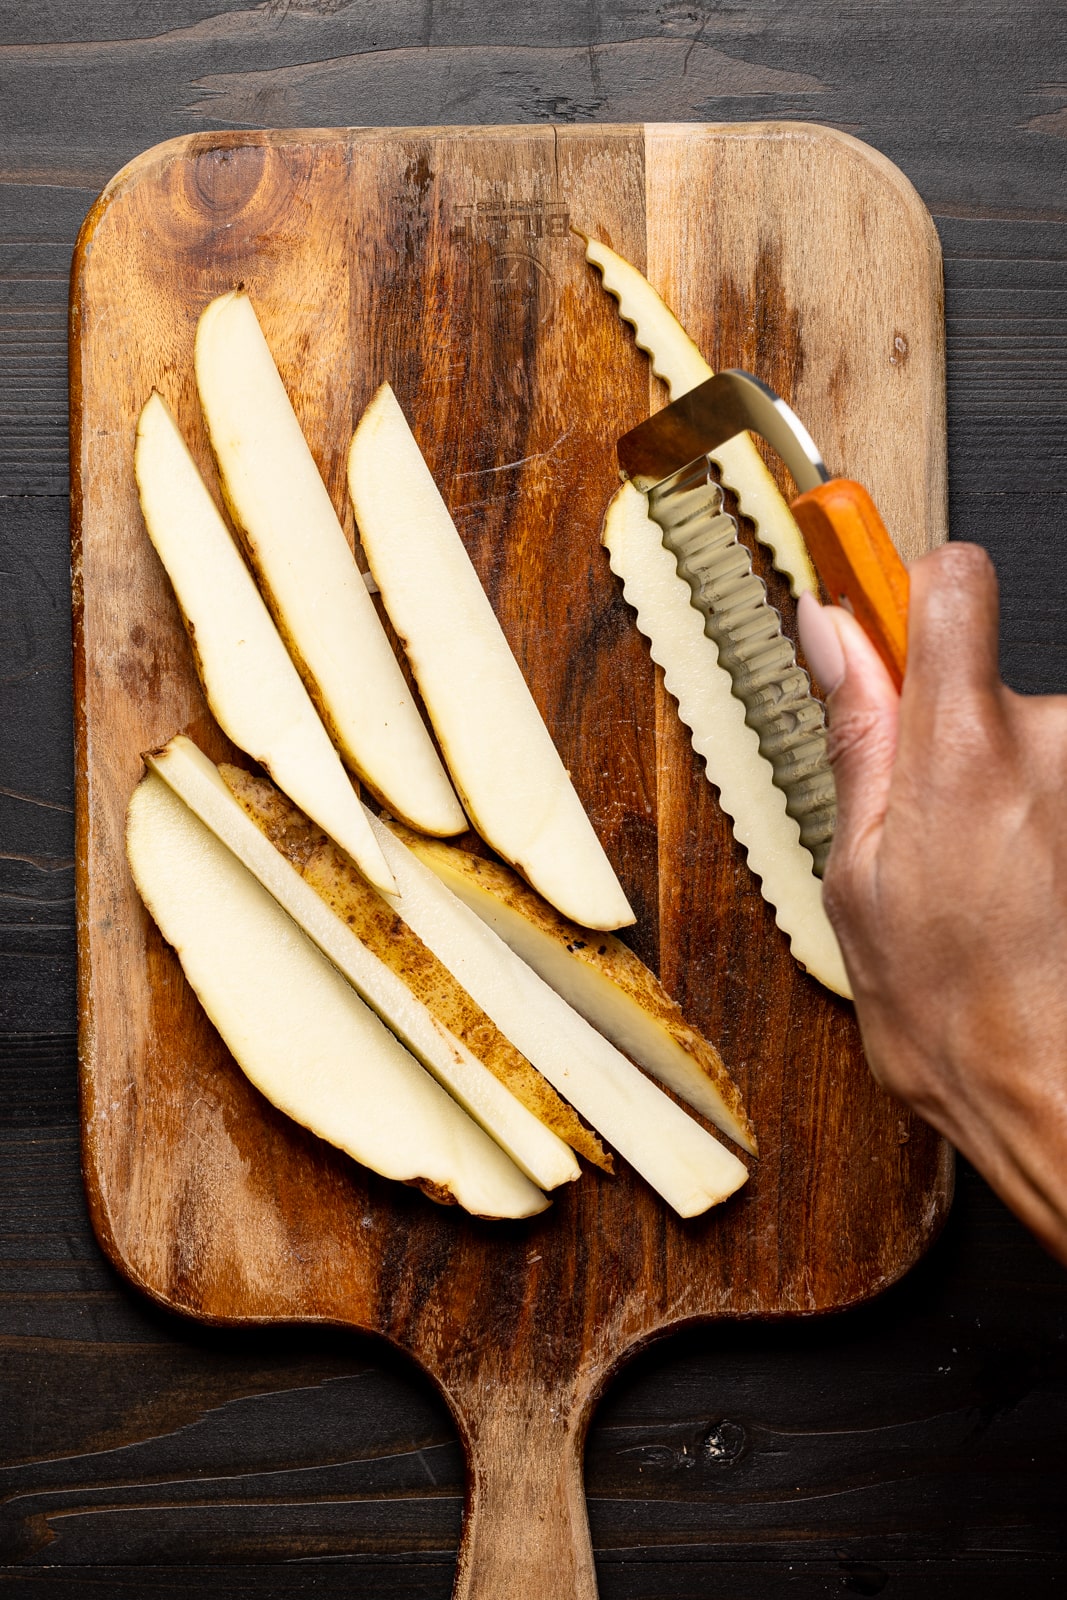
[790,478,909,691]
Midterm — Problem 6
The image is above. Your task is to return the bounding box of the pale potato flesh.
[133,391,395,897]
[195,293,466,838]
[362,812,750,1218]
[219,761,611,1173]
[390,824,758,1155]
[346,382,635,933]
[126,771,548,1219]
[147,737,580,1193]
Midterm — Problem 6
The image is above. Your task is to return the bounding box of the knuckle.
[826,706,894,771]
[932,707,995,769]
[916,686,1011,795]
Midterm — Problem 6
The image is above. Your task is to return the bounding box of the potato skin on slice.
[389,822,757,1156]
[361,809,749,1218]
[195,292,466,839]
[126,771,548,1220]
[219,764,613,1173]
[145,736,579,1194]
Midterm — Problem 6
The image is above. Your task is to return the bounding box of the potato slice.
[220,762,610,1174]
[361,811,750,1218]
[347,382,635,933]
[194,293,466,838]
[134,391,395,898]
[126,771,547,1220]
[388,824,757,1155]
[147,737,580,1192]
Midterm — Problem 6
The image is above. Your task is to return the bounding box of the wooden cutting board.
[71,123,950,1598]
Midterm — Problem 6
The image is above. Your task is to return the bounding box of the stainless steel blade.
[619,369,830,495]
[647,459,836,876]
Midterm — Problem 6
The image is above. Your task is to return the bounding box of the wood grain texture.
[1,1133,1065,1589]
[3,5,1067,1593]
[70,123,949,1596]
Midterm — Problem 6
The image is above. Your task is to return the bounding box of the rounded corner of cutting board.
[645,120,943,265]
[72,134,209,274]
[832,1141,956,1316]
[779,120,943,267]
[77,1110,198,1324]
[71,129,337,293]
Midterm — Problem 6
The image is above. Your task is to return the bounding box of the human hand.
[798,546,1067,1265]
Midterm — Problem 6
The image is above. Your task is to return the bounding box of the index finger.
[896,541,1005,778]
[904,542,1001,702]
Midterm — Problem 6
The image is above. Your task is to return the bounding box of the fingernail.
[797,591,846,695]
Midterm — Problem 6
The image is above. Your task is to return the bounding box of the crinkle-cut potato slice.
[347,380,635,933]
[582,233,818,598]
[602,482,850,998]
[125,770,548,1220]
[147,736,580,1193]
[219,762,611,1174]
[388,822,757,1155]
[133,391,395,898]
[579,236,847,997]
[194,293,466,839]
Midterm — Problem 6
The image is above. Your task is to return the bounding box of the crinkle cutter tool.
[617,369,911,876]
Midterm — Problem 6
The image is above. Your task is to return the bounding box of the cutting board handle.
[451,1400,598,1599]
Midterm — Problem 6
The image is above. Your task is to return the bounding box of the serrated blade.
[646,459,836,876]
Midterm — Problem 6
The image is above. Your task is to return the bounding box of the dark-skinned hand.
[797,544,1067,1266]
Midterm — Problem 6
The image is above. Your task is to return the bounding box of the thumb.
[797,591,901,863]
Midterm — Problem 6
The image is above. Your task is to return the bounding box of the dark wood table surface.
[2,3,1066,1595]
